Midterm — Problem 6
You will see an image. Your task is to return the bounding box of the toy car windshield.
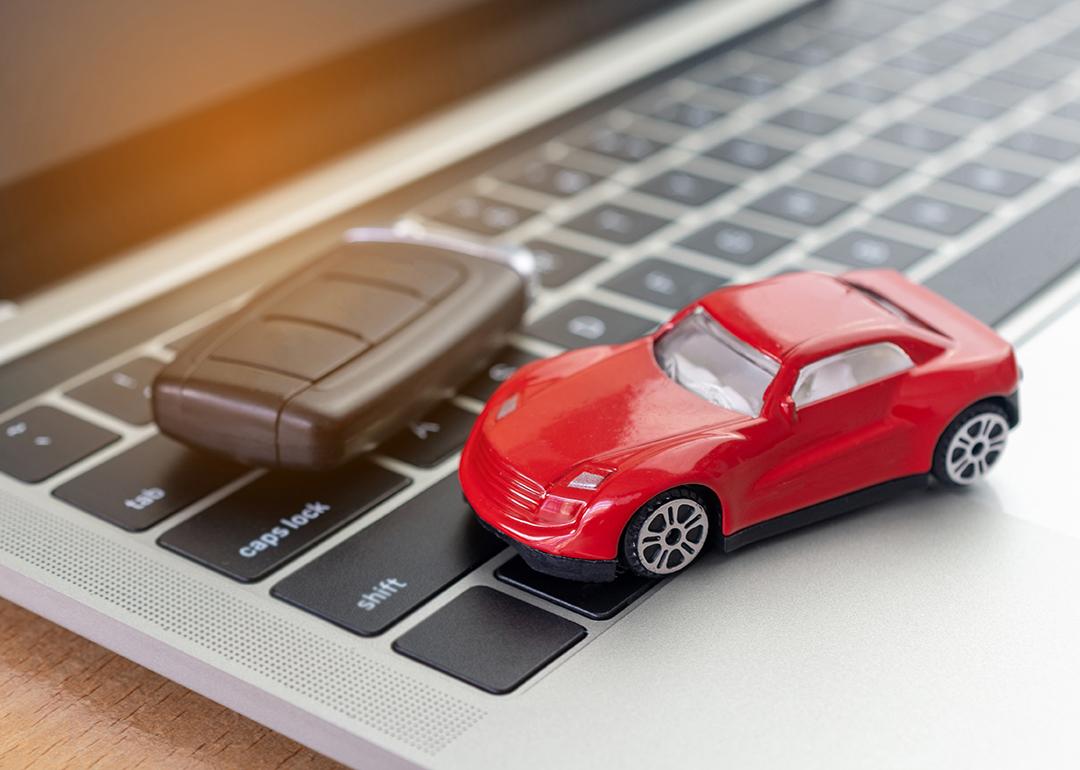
[654,307,779,416]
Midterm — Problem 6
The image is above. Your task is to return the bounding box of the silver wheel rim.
[636,498,709,575]
[945,412,1009,485]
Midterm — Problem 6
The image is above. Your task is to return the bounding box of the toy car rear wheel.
[932,402,1010,487]
[622,487,713,578]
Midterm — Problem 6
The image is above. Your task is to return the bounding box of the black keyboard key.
[647,101,725,129]
[527,300,655,349]
[925,188,1080,326]
[636,170,733,207]
[775,31,861,66]
[812,153,906,188]
[961,78,1031,108]
[886,52,949,75]
[1054,100,1080,122]
[829,79,895,104]
[743,29,793,57]
[876,123,959,153]
[802,3,908,38]
[914,37,978,66]
[392,586,586,694]
[882,195,986,236]
[704,68,790,95]
[1001,131,1080,162]
[768,108,844,136]
[933,93,1008,120]
[679,221,791,265]
[623,89,678,115]
[772,41,832,68]
[525,240,603,288]
[896,39,972,72]
[461,347,540,402]
[380,402,476,468]
[496,556,656,620]
[815,231,931,270]
[603,258,727,310]
[426,194,536,236]
[795,94,864,122]
[855,65,923,93]
[995,0,1059,20]
[989,53,1074,91]
[563,203,668,245]
[273,475,504,637]
[159,461,408,583]
[869,0,937,12]
[1049,35,1080,63]
[705,138,791,171]
[946,13,1016,47]
[53,435,247,531]
[987,67,1051,92]
[566,126,664,163]
[942,162,1037,197]
[1048,28,1080,60]
[65,356,163,425]
[500,160,599,198]
[0,407,118,483]
[749,186,852,227]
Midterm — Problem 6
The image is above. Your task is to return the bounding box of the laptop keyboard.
[5,0,1080,694]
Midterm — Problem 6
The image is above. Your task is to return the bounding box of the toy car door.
[742,342,918,525]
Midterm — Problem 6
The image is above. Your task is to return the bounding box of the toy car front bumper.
[474,515,619,582]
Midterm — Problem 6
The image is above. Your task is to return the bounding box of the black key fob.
[153,224,534,470]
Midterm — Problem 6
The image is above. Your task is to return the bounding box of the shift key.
[158,462,409,582]
[272,474,504,636]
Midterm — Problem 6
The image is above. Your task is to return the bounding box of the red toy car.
[460,270,1020,582]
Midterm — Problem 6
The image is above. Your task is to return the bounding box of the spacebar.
[924,188,1080,327]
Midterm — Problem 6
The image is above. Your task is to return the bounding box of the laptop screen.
[1,1,483,188]
[0,0,687,300]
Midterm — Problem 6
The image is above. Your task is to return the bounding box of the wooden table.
[0,597,343,769]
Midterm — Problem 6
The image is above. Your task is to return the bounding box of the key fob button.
[322,245,465,299]
[274,278,427,343]
[211,318,367,380]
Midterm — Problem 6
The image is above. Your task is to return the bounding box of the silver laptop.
[4,0,1080,767]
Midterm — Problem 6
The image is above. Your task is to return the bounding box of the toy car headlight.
[563,465,615,491]
[568,470,607,490]
[495,393,519,421]
[534,465,615,524]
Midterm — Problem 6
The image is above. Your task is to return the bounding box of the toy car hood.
[480,337,750,487]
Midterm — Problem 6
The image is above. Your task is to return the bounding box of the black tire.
[621,486,715,578]
[932,401,1010,487]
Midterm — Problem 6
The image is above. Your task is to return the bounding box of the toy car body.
[460,270,1020,582]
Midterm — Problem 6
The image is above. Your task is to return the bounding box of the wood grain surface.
[0,597,344,770]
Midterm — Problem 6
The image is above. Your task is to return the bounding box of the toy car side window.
[792,342,914,408]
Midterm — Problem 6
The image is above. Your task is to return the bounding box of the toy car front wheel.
[622,487,712,578]
[932,402,1010,487]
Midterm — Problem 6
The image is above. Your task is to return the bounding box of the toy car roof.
[697,271,904,361]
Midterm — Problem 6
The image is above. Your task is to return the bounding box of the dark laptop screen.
[0,0,686,300]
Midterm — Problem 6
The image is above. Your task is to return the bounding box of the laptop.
[4,0,1080,766]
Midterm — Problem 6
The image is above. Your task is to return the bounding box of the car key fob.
[153,224,534,470]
